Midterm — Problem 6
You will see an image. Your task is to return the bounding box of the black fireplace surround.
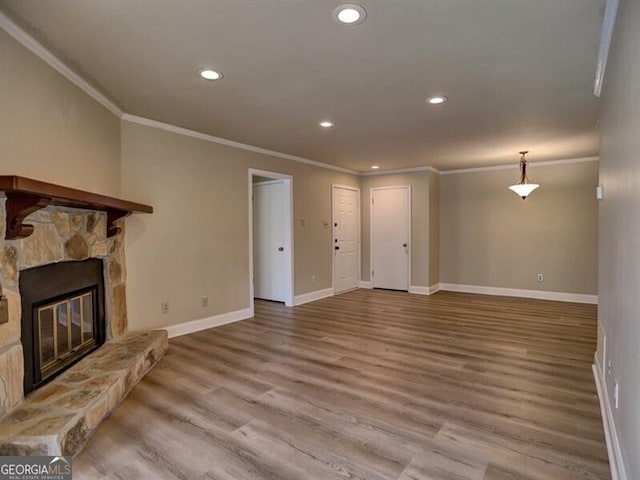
[20,259,105,394]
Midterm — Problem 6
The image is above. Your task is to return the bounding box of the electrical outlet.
[201,296,209,307]
[537,273,544,282]
[614,381,619,409]
[161,302,169,314]
[311,275,317,284]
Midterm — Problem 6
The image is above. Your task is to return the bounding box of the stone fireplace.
[0,176,166,456]
[0,200,127,414]
[0,200,128,414]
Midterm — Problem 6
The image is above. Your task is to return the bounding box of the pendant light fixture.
[508,151,539,199]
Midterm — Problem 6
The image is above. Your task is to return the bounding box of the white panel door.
[253,181,287,302]
[333,186,360,293]
[371,186,410,291]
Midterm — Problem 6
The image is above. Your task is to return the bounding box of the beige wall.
[0,30,121,196]
[597,0,640,477]
[361,171,438,288]
[120,122,359,330]
[440,161,598,294]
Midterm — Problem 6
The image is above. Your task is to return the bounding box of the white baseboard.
[293,287,334,306]
[593,362,628,480]
[359,281,372,289]
[163,307,253,339]
[439,283,598,304]
[409,284,442,295]
[409,285,429,295]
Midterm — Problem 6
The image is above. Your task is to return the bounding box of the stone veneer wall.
[0,197,128,418]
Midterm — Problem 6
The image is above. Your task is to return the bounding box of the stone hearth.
[0,331,166,456]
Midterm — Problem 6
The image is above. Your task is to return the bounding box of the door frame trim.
[248,168,294,308]
[331,184,361,294]
[370,185,411,291]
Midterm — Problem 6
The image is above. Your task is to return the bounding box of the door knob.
[278,247,284,251]
[402,243,407,247]
[335,246,340,250]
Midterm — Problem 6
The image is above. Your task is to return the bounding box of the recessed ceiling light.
[320,121,334,128]
[333,4,367,25]
[427,96,447,105]
[371,165,380,169]
[199,69,223,81]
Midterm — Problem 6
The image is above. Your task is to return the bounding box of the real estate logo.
[0,456,72,480]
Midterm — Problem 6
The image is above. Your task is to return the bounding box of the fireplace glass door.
[37,290,96,379]
[20,258,106,394]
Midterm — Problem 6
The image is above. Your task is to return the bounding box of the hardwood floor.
[74,289,610,480]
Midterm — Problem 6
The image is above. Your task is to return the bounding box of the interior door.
[371,186,410,290]
[333,186,360,293]
[253,181,287,302]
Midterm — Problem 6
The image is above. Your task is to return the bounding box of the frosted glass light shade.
[509,183,540,199]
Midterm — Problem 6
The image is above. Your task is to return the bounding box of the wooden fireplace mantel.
[0,176,153,239]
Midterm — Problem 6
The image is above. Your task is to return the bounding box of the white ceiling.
[0,0,604,172]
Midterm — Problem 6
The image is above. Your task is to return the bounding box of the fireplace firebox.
[20,259,106,394]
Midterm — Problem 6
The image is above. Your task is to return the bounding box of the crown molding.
[361,165,441,176]
[439,156,599,175]
[594,0,620,97]
[0,10,124,117]
[122,114,359,175]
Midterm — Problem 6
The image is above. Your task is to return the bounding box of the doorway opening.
[248,169,294,309]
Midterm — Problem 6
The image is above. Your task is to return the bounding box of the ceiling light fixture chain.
[518,150,529,184]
